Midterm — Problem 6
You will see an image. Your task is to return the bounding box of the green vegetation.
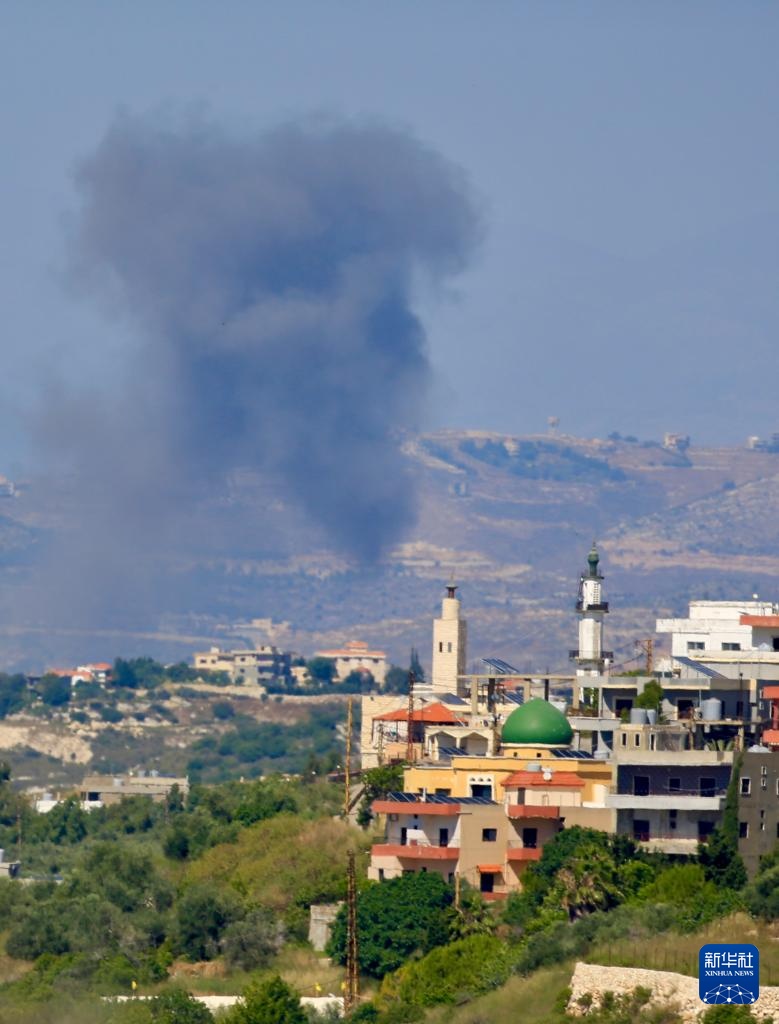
[460,438,626,482]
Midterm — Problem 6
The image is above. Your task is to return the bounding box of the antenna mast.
[345,849,359,1013]
[406,669,416,763]
[343,696,353,819]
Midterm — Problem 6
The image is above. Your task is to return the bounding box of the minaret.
[432,583,467,696]
[572,542,609,676]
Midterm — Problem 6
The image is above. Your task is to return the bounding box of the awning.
[477,864,503,874]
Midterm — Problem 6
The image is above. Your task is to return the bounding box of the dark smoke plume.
[61,113,478,565]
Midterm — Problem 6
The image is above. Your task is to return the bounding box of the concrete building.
[193,645,291,685]
[314,640,388,684]
[432,584,467,696]
[79,773,188,809]
[368,699,613,898]
[0,849,20,879]
[609,722,732,854]
[657,599,779,661]
[737,747,779,877]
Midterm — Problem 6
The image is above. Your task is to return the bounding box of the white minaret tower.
[572,542,610,677]
[432,583,467,696]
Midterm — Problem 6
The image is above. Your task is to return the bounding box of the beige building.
[79,773,189,809]
[193,645,290,684]
[314,640,388,684]
[369,699,614,899]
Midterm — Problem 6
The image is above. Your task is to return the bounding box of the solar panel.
[503,692,525,705]
[672,656,727,679]
[438,693,468,705]
[551,748,595,760]
[384,792,497,806]
[482,657,522,675]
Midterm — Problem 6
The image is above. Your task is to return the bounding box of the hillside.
[1,432,779,673]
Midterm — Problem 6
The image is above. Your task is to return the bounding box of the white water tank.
[630,708,648,725]
[701,698,723,721]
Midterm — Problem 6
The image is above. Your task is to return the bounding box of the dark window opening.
[739,821,749,839]
[698,821,715,840]
[400,827,408,846]
[470,784,492,800]
[438,828,449,847]
[522,827,538,849]
[480,872,494,893]
[633,776,650,797]
[669,778,681,793]
[482,828,497,842]
[700,777,716,797]
[633,820,650,842]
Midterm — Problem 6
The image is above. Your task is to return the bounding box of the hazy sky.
[3,2,779,466]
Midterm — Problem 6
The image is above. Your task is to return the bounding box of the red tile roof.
[501,770,584,789]
[373,702,467,725]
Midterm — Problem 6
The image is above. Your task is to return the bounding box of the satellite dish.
[542,769,552,781]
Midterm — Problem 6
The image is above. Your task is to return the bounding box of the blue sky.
[3,2,779,466]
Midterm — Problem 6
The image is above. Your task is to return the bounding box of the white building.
[314,640,388,684]
[431,584,467,696]
[657,600,779,660]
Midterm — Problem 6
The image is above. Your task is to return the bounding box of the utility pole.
[406,670,416,763]
[376,722,384,767]
[343,696,353,819]
[345,849,359,1013]
[636,638,654,674]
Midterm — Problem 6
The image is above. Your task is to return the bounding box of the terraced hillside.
[1,432,779,673]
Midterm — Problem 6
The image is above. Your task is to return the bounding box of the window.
[522,827,538,849]
[634,734,641,747]
[773,637,779,652]
[762,766,768,790]
[448,873,454,883]
[739,821,749,839]
[400,827,408,846]
[470,783,492,800]
[722,642,742,651]
[698,821,715,841]
[760,810,766,832]
[438,828,449,847]
[687,641,705,651]
[434,788,451,796]
[669,809,677,831]
[741,777,752,796]
[482,828,497,842]
[700,778,716,797]
[633,776,650,796]
[438,642,443,653]
[480,872,494,894]
[447,642,452,653]
[621,733,627,747]
[633,820,650,842]
[669,778,681,793]
[378,868,385,881]
[649,734,656,751]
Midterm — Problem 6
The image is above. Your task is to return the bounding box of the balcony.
[606,793,724,811]
[505,842,542,862]
[507,805,560,820]
[372,843,459,861]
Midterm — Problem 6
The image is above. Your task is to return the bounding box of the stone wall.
[568,961,779,1022]
[308,902,343,952]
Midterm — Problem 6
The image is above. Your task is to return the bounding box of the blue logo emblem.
[699,944,759,1005]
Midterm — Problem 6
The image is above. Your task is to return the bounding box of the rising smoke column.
[66,113,480,562]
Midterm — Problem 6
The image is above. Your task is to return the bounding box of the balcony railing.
[372,843,460,861]
[507,805,560,819]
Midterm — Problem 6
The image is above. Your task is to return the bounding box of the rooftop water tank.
[701,698,723,722]
[630,708,648,725]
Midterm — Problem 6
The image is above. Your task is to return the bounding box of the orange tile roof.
[501,770,584,789]
[373,702,467,725]
[741,615,779,627]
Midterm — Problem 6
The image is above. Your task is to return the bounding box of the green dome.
[501,698,573,746]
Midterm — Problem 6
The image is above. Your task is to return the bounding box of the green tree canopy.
[328,871,454,978]
[229,975,306,1024]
